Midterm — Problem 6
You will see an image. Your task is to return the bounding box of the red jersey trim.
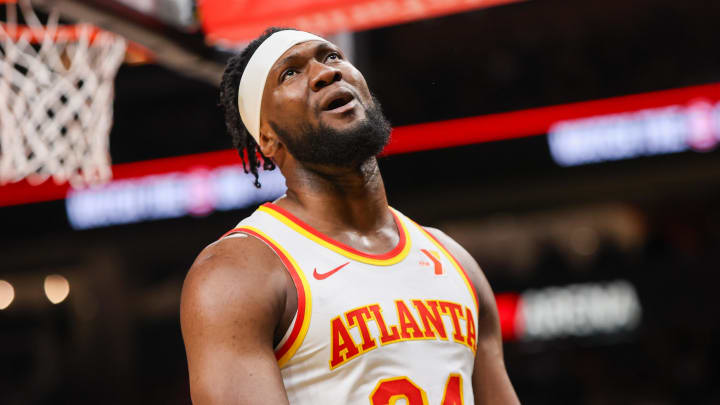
[259,202,411,265]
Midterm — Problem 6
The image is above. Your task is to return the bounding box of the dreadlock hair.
[219,27,293,188]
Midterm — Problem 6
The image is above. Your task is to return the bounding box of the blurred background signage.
[549,99,720,166]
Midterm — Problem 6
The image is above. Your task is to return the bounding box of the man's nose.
[310,62,342,91]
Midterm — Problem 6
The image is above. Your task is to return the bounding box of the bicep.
[184,333,287,405]
[469,269,519,405]
[180,244,290,405]
[447,239,518,404]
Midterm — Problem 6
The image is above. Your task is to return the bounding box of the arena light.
[2,82,720,208]
[44,274,70,304]
[0,280,15,310]
[495,280,642,341]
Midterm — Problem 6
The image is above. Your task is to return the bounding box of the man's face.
[260,39,391,167]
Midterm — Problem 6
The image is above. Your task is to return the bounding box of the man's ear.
[256,121,282,158]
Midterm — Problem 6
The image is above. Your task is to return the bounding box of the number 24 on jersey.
[370,374,464,405]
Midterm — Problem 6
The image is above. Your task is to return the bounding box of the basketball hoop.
[0,0,126,186]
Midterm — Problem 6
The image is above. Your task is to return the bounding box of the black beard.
[270,96,391,168]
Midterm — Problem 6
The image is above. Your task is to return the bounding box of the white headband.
[238,30,328,143]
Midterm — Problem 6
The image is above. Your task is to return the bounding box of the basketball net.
[0,0,126,186]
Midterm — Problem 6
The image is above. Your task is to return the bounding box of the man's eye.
[282,69,297,81]
[326,52,341,62]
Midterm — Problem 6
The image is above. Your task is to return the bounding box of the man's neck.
[275,158,393,235]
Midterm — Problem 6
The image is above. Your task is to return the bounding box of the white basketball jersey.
[224,203,479,405]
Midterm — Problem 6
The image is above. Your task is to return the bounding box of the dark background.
[1,0,720,403]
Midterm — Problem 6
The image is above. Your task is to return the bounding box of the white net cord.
[0,0,126,186]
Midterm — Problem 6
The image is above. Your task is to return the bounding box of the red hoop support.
[0,23,108,44]
[0,23,153,62]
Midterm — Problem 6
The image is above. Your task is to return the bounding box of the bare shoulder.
[423,227,478,271]
[184,234,284,289]
[423,226,497,319]
[180,234,288,335]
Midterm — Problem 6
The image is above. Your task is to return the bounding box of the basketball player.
[181,28,520,404]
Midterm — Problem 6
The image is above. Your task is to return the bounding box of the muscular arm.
[180,235,292,404]
[426,228,520,405]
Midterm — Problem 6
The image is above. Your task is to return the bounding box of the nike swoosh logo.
[313,262,351,280]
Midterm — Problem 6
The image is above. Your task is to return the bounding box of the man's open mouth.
[323,91,355,111]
